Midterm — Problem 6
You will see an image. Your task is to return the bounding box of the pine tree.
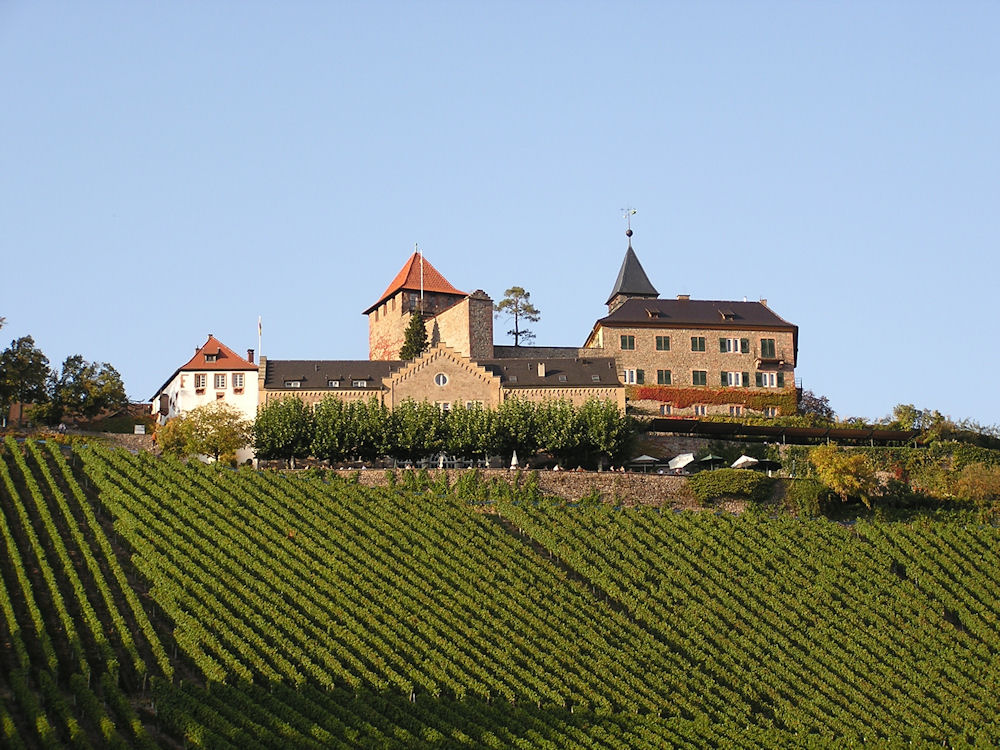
[399,309,429,360]
[495,286,540,346]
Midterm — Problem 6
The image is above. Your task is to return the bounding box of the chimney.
[677,294,690,301]
[760,298,768,307]
[537,362,546,378]
[247,349,255,364]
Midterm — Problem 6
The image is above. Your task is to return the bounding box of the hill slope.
[1,438,998,747]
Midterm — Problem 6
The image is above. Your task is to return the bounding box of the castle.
[153,230,798,446]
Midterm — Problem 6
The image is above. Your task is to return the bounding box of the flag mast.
[417,242,424,312]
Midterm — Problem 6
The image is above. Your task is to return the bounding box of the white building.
[151,334,259,462]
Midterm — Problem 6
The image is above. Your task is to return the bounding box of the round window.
[434,373,448,387]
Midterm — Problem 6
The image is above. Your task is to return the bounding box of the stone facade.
[503,386,626,410]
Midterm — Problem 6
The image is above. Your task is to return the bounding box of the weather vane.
[621,207,637,237]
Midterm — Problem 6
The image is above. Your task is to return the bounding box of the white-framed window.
[328,379,340,388]
[284,380,301,388]
[758,372,777,388]
[436,401,451,413]
[466,400,483,408]
[214,373,226,389]
[434,373,448,387]
[725,371,743,387]
[591,375,601,382]
[660,404,672,416]
[352,380,366,388]
[763,406,778,417]
[623,369,645,385]
[233,373,244,389]
[558,374,567,382]
[729,405,743,416]
[205,353,218,363]
[693,404,707,416]
[194,373,207,389]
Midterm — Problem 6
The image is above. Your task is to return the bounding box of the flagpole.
[257,315,262,359]
[417,242,424,310]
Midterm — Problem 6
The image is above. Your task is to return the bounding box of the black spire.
[606,230,658,307]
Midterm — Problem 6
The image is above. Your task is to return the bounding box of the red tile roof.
[179,335,257,372]
[364,253,466,314]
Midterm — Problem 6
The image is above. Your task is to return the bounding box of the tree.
[39,355,128,424]
[798,389,835,422]
[954,462,1000,519]
[810,444,879,509]
[389,399,443,462]
[159,402,251,463]
[495,287,540,347]
[399,309,429,360]
[579,398,633,465]
[884,403,946,433]
[253,397,314,466]
[0,336,51,426]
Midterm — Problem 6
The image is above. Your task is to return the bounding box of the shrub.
[954,463,1000,519]
[783,478,833,517]
[810,445,879,508]
[688,469,775,506]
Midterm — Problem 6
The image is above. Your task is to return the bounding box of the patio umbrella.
[628,454,661,473]
[698,454,726,470]
[668,453,696,470]
[731,455,759,469]
[510,450,519,469]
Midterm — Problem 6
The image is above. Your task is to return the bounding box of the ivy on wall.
[627,385,799,414]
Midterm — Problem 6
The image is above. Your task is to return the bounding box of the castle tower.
[364,252,476,360]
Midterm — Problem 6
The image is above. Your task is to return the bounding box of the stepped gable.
[606,244,659,305]
[364,252,466,315]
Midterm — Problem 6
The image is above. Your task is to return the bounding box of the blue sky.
[2,2,998,424]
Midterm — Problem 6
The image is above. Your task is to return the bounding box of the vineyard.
[2,438,999,747]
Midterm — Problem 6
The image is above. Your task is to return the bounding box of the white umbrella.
[629,455,659,464]
[668,453,696,470]
[510,450,519,468]
[731,455,759,469]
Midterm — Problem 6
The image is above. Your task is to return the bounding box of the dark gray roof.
[606,245,659,305]
[480,357,622,388]
[264,360,399,390]
[597,298,796,330]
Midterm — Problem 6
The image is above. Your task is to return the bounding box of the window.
[691,336,706,352]
[558,374,567,382]
[205,353,218,363]
[763,406,778,418]
[692,370,707,386]
[694,404,707,416]
[655,336,670,351]
[660,404,672,416]
[434,373,448,387]
[656,369,672,385]
[352,380,367,388]
[755,372,785,388]
[623,369,645,385]
[214,373,226,389]
[436,401,451,413]
[620,335,635,350]
[722,371,746,387]
[327,379,340,388]
[509,375,518,383]
[233,373,244,389]
[760,338,776,359]
[591,375,601,382]
[466,400,483,408]
[729,405,743,417]
[194,373,207,389]
[284,380,301,388]
[721,337,750,354]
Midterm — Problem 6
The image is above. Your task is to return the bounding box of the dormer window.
[592,375,601,382]
[205,353,218,362]
[328,380,340,388]
[284,380,301,388]
[719,309,736,321]
[352,380,367,388]
[558,375,568,382]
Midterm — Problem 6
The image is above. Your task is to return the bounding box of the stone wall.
[431,291,495,360]
[333,467,696,507]
[493,345,588,359]
[386,345,501,408]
